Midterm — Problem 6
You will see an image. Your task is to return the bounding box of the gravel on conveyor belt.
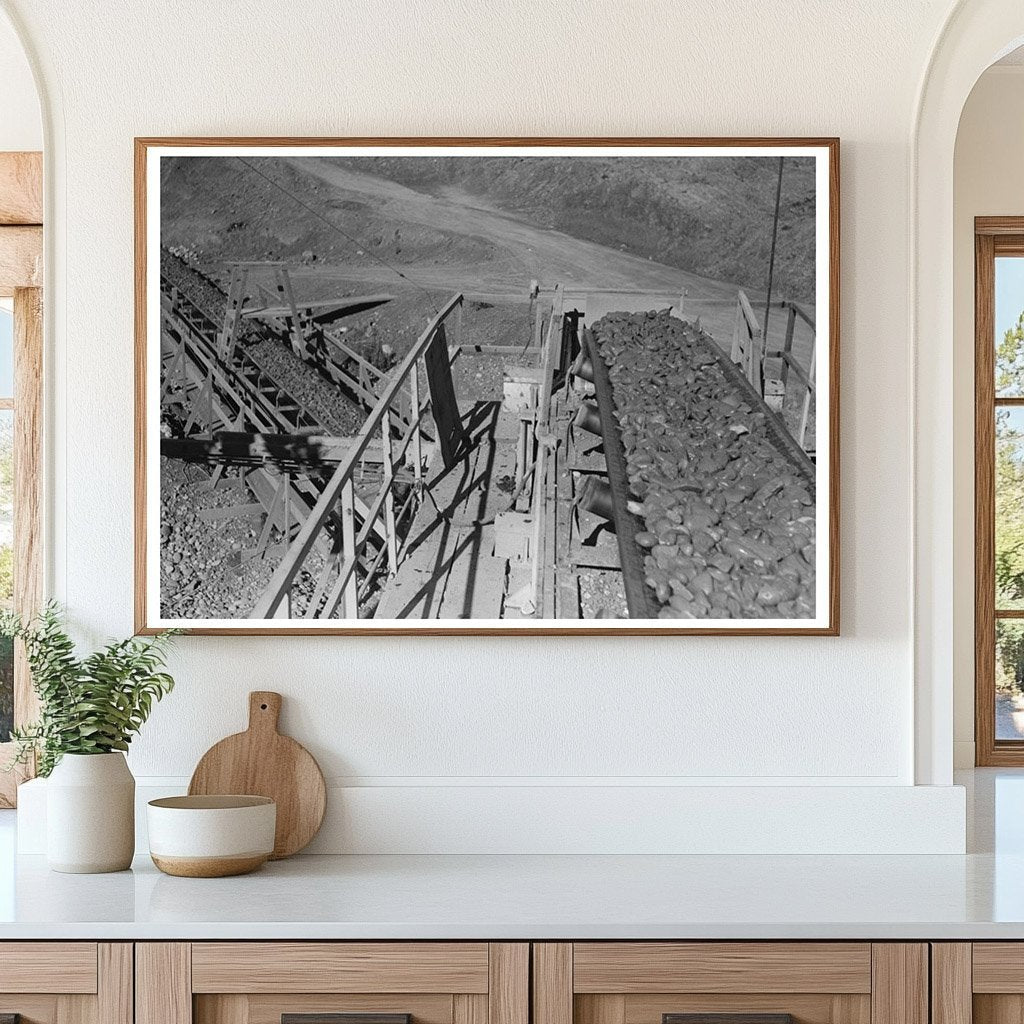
[592,310,815,621]
[161,249,366,435]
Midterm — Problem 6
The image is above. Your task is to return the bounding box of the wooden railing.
[528,286,564,615]
[769,300,816,452]
[731,290,816,453]
[250,294,464,621]
[731,289,765,391]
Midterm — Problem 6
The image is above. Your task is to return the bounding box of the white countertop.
[0,849,1022,940]
[1,769,1022,941]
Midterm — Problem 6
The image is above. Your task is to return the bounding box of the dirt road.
[287,158,816,373]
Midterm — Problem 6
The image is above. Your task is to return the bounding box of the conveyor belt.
[584,329,661,619]
[582,313,816,620]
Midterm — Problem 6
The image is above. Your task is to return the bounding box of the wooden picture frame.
[135,137,839,635]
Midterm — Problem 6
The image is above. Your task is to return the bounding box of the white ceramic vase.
[46,752,135,873]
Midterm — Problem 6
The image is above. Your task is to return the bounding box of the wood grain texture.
[488,944,528,1024]
[534,944,572,1024]
[191,942,489,994]
[576,996,626,1024]
[151,852,268,877]
[623,995,868,1024]
[0,153,42,225]
[14,286,43,720]
[242,995,451,1024]
[134,135,839,636]
[931,945,972,1024]
[971,944,1024,992]
[973,995,1024,1024]
[98,945,133,1024]
[57,992,96,1024]
[869,945,927,1024]
[453,995,487,1024]
[0,226,41,295]
[188,691,326,858]
[136,943,192,1024]
[573,943,871,994]
[976,228,998,765]
[977,217,1024,236]
[195,994,248,1024]
[0,943,97,993]
[662,1016,792,1024]
[282,1016,410,1024]
[0,998,58,1024]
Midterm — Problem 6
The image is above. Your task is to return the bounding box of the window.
[0,304,12,745]
[0,150,43,806]
[976,219,1024,764]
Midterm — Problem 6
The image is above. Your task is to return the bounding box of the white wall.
[952,66,1024,767]
[0,8,39,152]
[1,0,974,852]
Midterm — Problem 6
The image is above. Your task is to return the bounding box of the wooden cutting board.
[188,691,326,859]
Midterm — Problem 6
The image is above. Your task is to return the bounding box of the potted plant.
[2,603,178,873]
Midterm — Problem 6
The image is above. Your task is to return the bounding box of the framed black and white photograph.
[135,138,839,635]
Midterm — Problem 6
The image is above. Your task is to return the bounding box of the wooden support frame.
[0,151,43,808]
[974,217,1024,765]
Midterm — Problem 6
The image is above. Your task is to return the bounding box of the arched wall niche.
[914,0,1024,785]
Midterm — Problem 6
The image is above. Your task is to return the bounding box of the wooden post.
[340,477,358,617]
[381,409,399,575]
[410,364,423,487]
[731,293,743,364]
[799,340,817,451]
[218,266,248,363]
[276,267,307,360]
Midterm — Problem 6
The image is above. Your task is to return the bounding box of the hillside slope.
[161,154,817,304]
[323,154,816,303]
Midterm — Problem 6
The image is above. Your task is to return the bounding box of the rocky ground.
[159,459,275,619]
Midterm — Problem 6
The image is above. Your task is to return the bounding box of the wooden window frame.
[0,151,43,806]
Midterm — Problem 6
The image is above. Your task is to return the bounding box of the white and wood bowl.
[147,795,276,877]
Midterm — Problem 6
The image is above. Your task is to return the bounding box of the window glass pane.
[0,307,11,399]
[998,620,1024,740]
[996,256,1024,396]
[997,407,1024,610]
[0,409,12,742]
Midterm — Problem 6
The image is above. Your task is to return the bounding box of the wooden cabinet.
[0,938,958,1024]
[932,943,1024,1024]
[532,944,928,1024]
[136,944,528,1024]
[0,943,132,1024]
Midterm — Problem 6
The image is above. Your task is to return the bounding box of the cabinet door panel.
[573,945,872,995]
[192,945,489,995]
[0,943,129,1024]
[142,943,526,1024]
[0,945,98,994]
